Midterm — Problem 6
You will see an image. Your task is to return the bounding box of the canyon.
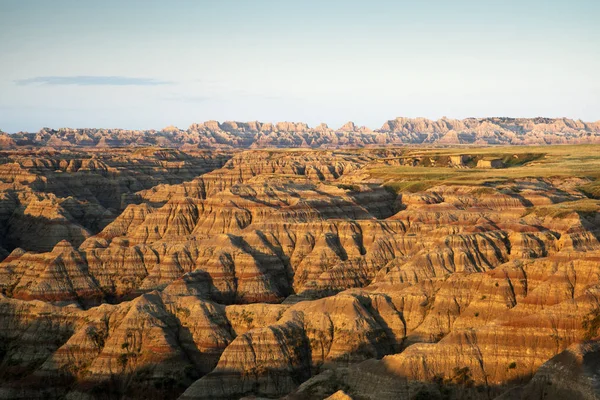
[0,139,599,400]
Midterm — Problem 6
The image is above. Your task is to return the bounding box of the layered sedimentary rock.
[3,117,600,149]
[0,240,102,304]
[0,146,599,400]
[0,292,233,399]
[0,149,229,253]
[505,339,600,399]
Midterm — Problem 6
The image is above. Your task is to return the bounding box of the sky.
[0,0,599,132]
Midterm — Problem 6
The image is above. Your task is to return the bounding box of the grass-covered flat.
[366,145,600,194]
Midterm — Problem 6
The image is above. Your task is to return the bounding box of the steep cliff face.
[0,146,599,400]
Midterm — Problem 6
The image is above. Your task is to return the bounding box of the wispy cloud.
[14,76,173,86]
[161,94,212,103]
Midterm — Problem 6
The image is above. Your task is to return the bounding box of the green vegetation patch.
[579,181,600,199]
[527,199,600,219]
[383,180,441,194]
[368,145,600,193]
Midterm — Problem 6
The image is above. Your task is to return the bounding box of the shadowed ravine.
[0,145,599,399]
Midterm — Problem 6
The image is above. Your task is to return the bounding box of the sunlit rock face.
[0,144,599,400]
[3,117,600,151]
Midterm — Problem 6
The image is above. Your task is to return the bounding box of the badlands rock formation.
[3,117,600,149]
[0,144,599,399]
[0,148,229,252]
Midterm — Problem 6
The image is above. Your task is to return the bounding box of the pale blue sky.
[1,0,599,132]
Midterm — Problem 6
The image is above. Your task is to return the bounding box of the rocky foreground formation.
[0,146,599,399]
[3,117,600,149]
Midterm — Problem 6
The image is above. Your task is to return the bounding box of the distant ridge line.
[2,117,600,149]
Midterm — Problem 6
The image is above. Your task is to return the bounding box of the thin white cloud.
[14,76,173,86]
[161,94,212,103]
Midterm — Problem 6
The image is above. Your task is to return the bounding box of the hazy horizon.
[4,115,600,134]
[1,0,599,132]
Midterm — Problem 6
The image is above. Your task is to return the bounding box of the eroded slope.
[0,146,599,400]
